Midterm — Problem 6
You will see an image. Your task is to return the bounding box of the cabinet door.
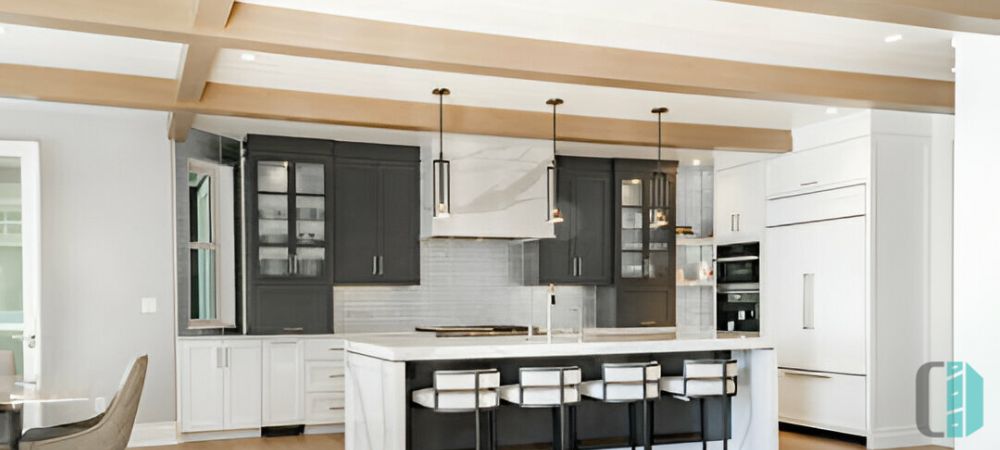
[250,284,332,334]
[616,287,674,327]
[767,217,867,375]
[715,163,764,242]
[333,161,381,283]
[224,340,262,430]
[573,170,612,284]
[290,159,333,282]
[263,340,304,426]
[180,340,224,432]
[538,167,576,283]
[378,163,420,283]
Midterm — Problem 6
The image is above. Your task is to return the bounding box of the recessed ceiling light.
[884,34,903,43]
[826,107,839,115]
[692,159,702,166]
[240,52,256,62]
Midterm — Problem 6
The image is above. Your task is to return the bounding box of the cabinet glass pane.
[259,246,289,276]
[258,161,289,193]
[621,179,643,207]
[649,217,671,251]
[622,251,644,278]
[189,249,217,320]
[647,247,672,280]
[258,194,288,244]
[295,195,325,245]
[296,162,325,195]
[621,207,643,251]
[295,247,325,277]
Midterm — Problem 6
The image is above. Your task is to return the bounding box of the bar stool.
[578,362,661,450]
[499,366,582,450]
[660,359,738,450]
[412,368,501,450]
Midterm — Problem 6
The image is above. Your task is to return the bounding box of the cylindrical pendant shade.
[547,165,564,223]
[650,171,669,228]
[433,159,451,218]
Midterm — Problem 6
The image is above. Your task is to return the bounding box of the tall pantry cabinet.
[763,110,951,447]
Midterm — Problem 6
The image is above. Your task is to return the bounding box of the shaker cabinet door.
[250,284,332,334]
[263,339,305,426]
[333,161,381,283]
[378,163,421,283]
[573,170,613,284]
[180,341,225,432]
[224,340,262,430]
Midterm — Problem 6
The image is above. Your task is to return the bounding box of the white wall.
[953,34,1000,449]
[0,100,175,424]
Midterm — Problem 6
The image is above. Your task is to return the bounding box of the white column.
[953,33,1000,449]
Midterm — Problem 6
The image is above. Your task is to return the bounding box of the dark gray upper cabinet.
[245,135,335,334]
[333,142,420,284]
[539,157,613,285]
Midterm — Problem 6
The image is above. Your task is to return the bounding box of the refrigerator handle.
[803,273,815,330]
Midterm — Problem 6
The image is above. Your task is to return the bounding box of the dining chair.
[16,355,147,450]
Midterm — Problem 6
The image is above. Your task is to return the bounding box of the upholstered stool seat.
[499,366,582,450]
[577,362,661,450]
[660,360,738,450]
[411,369,501,450]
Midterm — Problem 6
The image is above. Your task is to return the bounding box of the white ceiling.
[0,24,183,78]
[210,48,860,129]
[242,0,956,80]
[0,1,958,139]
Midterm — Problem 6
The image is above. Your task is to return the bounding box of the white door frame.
[0,141,41,384]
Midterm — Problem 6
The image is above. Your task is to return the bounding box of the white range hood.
[421,134,555,239]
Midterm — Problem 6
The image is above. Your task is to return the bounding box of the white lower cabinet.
[179,336,345,436]
[180,339,262,433]
[263,340,305,426]
[778,369,866,435]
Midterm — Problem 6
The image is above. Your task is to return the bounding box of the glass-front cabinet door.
[254,158,329,281]
[617,170,674,280]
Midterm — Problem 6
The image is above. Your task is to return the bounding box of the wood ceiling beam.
[0,64,791,152]
[170,0,235,141]
[716,0,1000,35]
[0,1,954,113]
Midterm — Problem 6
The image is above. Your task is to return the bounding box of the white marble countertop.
[344,330,773,361]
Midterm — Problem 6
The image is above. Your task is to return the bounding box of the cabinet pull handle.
[328,407,340,411]
[802,273,815,330]
[639,321,657,327]
[730,213,735,232]
[736,213,741,232]
[372,256,378,275]
[216,347,224,368]
[800,181,819,187]
[378,256,384,276]
[328,374,340,378]
[783,370,831,379]
[283,327,305,333]
[577,257,583,277]
[288,255,294,275]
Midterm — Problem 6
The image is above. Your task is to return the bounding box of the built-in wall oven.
[716,242,760,332]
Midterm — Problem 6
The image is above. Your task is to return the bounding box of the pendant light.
[432,88,451,218]
[651,107,670,229]
[546,98,565,224]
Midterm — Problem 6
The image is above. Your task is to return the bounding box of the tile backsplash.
[334,239,596,333]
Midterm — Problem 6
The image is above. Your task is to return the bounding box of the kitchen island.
[344,331,777,450]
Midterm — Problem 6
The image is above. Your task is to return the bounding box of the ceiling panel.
[0,23,183,79]
[210,48,861,130]
[239,0,955,80]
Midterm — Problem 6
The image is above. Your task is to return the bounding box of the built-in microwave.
[716,242,759,286]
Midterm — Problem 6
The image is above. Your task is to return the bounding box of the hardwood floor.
[138,432,947,450]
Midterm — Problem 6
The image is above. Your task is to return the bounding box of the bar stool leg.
[628,403,636,449]
[641,399,651,450]
[474,409,481,450]
[722,395,730,450]
[569,405,578,450]
[492,409,499,450]
[700,398,707,450]
[551,408,561,450]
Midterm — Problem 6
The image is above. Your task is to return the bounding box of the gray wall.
[0,100,175,424]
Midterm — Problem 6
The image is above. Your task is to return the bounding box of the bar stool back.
[499,366,582,449]
[660,359,738,450]
[412,369,501,450]
[578,362,661,450]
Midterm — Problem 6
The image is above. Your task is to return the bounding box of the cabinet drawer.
[306,393,345,424]
[766,184,866,227]
[304,339,344,361]
[766,137,870,197]
[779,369,866,436]
[306,361,345,392]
